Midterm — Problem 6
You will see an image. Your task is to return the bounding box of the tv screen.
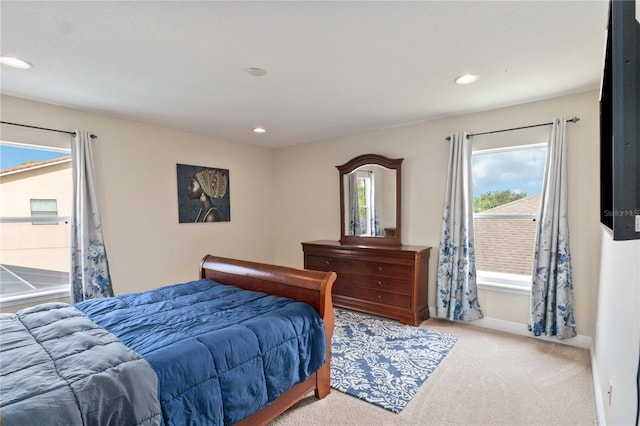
[599,0,640,240]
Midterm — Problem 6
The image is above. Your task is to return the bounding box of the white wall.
[274,90,602,338]
[1,94,276,295]
[593,232,640,425]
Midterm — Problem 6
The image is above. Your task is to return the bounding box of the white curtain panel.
[530,118,576,339]
[369,170,379,236]
[70,130,113,303]
[435,133,483,321]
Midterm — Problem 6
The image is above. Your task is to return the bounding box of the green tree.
[473,190,526,213]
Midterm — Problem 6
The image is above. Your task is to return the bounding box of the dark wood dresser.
[302,240,431,326]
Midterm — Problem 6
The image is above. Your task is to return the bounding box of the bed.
[0,255,337,426]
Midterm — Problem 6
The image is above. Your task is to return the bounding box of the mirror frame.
[337,153,403,247]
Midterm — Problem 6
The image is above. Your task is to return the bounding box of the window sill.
[477,280,531,295]
[477,271,531,295]
[0,288,70,310]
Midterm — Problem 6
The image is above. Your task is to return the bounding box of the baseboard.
[590,344,606,426]
[427,306,592,349]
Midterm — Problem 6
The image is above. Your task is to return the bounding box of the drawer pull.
[325,260,330,265]
[377,295,382,299]
[378,281,382,286]
[378,266,383,271]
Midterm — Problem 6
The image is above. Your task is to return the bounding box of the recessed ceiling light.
[455,74,478,85]
[0,56,33,69]
[245,67,267,77]
[252,127,267,134]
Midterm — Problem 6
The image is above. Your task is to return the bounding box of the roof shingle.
[474,194,541,276]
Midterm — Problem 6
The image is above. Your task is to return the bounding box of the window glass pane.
[30,199,59,225]
[31,199,58,214]
[472,146,546,213]
[1,143,71,302]
[472,145,546,278]
[356,173,372,235]
[0,144,69,169]
[474,218,538,275]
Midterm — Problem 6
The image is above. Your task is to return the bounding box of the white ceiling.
[0,1,609,148]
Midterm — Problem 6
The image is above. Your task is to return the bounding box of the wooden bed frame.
[199,255,337,425]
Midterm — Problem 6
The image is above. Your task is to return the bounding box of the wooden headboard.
[199,254,336,425]
[200,254,335,318]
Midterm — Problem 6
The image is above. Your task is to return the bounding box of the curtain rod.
[444,116,580,141]
[0,121,97,139]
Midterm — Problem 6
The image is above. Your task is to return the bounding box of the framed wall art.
[176,163,230,223]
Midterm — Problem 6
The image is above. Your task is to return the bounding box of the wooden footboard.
[199,255,336,425]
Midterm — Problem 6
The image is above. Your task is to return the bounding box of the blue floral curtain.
[348,173,361,235]
[435,133,483,321]
[70,130,113,303]
[530,118,576,339]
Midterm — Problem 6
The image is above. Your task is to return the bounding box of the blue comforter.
[0,303,161,426]
[76,279,327,425]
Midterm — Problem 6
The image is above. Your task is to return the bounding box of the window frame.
[0,284,70,308]
[472,142,547,293]
[0,141,72,308]
[30,198,59,225]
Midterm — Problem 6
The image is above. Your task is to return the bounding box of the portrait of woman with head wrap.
[177,164,230,223]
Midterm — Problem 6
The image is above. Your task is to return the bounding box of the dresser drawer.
[351,260,413,280]
[351,275,412,295]
[305,255,351,272]
[339,285,411,309]
[332,278,351,296]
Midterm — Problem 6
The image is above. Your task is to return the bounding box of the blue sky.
[472,146,547,197]
[0,145,69,170]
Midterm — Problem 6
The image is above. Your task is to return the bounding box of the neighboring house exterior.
[0,156,72,272]
[474,194,540,276]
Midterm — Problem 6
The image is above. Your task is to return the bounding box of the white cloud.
[472,147,546,196]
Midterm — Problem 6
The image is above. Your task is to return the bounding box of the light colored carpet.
[270,317,597,426]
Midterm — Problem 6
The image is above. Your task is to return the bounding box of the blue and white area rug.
[330,308,457,413]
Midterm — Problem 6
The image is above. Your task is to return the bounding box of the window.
[0,142,72,306]
[30,199,59,225]
[356,171,373,236]
[472,143,547,292]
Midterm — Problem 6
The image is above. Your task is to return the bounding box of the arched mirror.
[337,154,403,246]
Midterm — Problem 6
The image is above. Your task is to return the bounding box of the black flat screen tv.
[599,0,640,240]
